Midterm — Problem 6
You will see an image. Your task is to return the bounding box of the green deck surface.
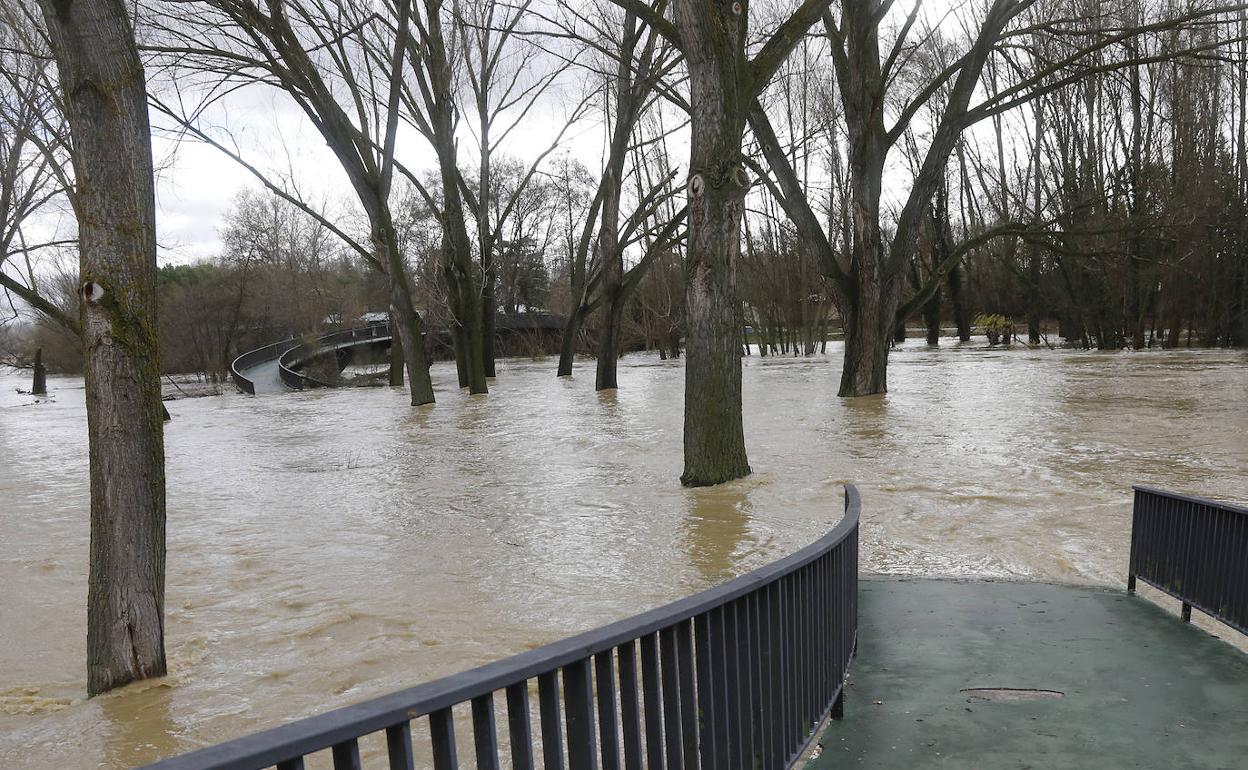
[808,578,1248,770]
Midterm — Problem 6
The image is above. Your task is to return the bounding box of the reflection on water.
[1,341,1246,768]
[682,484,755,582]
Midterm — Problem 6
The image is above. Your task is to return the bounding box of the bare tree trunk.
[38,0,167,696]
[840,268,899,396]
[557,302,588,376]
[388,308,404,386]
[31,347,47,395]
[676,2,751,486]
[426,0,486,394]
[1028,98,1044,344]
[481,279,497,378]
[595,293,626,390]
[595,167,625,391]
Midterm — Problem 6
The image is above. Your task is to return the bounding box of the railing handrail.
[144,485,861,769]
[278,324,393,390]
[1131,485,1248,516]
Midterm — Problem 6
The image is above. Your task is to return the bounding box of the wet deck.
[237,358,286,393]
[809,578,1248,770]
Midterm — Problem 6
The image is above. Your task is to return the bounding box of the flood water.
[1,341,1245,768]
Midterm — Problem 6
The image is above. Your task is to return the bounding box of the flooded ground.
[1,341,1245,768]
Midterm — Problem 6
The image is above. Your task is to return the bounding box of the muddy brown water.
[2,341,1245,768]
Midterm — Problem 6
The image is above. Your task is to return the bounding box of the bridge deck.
[237,358,286,394]
[809,578,1248,770]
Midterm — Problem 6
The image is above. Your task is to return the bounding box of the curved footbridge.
[230,324,395,394]
[230,313,567,395]
[144,486,1248,770]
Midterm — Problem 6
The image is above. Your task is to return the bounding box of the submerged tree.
[36,0,167,695]
[750,0,1246,396]
[615,0,836,485]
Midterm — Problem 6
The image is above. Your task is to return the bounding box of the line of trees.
[3,0,1248,695]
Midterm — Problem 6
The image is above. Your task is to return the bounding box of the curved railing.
[145,485,861,770]
[229,336,301,395]
[277,323,393,390]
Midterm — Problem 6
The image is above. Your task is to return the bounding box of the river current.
[1,341,1245,768]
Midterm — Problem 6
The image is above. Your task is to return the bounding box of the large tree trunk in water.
[557,302,588,376]
[445,266,487,392]
[375,221,434,404]
[481,268,497,378]
[595,291,625,391]
[922,293,941,345]
[595,166,625,391]
[386,276,433,404]
[32,347,47,395]
[425,0,486,394]
[388,308,404,386]
[38,0,166,695]
[839,268,898,397]
[676,2,750,486]
[948,265,971,341]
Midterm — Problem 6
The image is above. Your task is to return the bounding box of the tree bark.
[948,264,972,341]
[839,267,899,397]
[374,217,434,405]
[38,0,167,696]
[557,302,588,376]
[595,292,626,391]
[595,167,625,391]
[388,308,404,386]
[32,347,47,395]
[425,0,487,394]
[675,0,751,486]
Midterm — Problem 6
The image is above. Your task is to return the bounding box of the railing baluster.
[640,633,666,770]
[782,574,796,755]
[733,598,753,770]
[746,590,764,770]
[386,722,415,770]
[675,621,699,769]
[538,671,566,770]
[277,759,305,770]
[709,606,730,768]
[563,659,598,770]
[659,626,684,770]
[331,739,362,770]
[694,612,717,770]
[594,653,621,770]
[430,709,459,770]
[617,641,644,770]
[506,682,536,770]
[473,694,501,770]
[766,580,783,770]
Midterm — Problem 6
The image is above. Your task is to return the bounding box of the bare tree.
[0,1,79,334]
[750,0,1246,396]
[147,0,437,404]
[35,0,167,695]
[613,0,836,485]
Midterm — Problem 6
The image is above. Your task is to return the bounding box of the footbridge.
[230,313,568,395]
[230,323,393,395]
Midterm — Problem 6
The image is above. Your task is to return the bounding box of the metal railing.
[229,337,301,395]
[278,324,393,390]
[1128,486,1248,633]
[144,485,861,770]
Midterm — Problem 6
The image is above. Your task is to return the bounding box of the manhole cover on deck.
[960,687,1065,702]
